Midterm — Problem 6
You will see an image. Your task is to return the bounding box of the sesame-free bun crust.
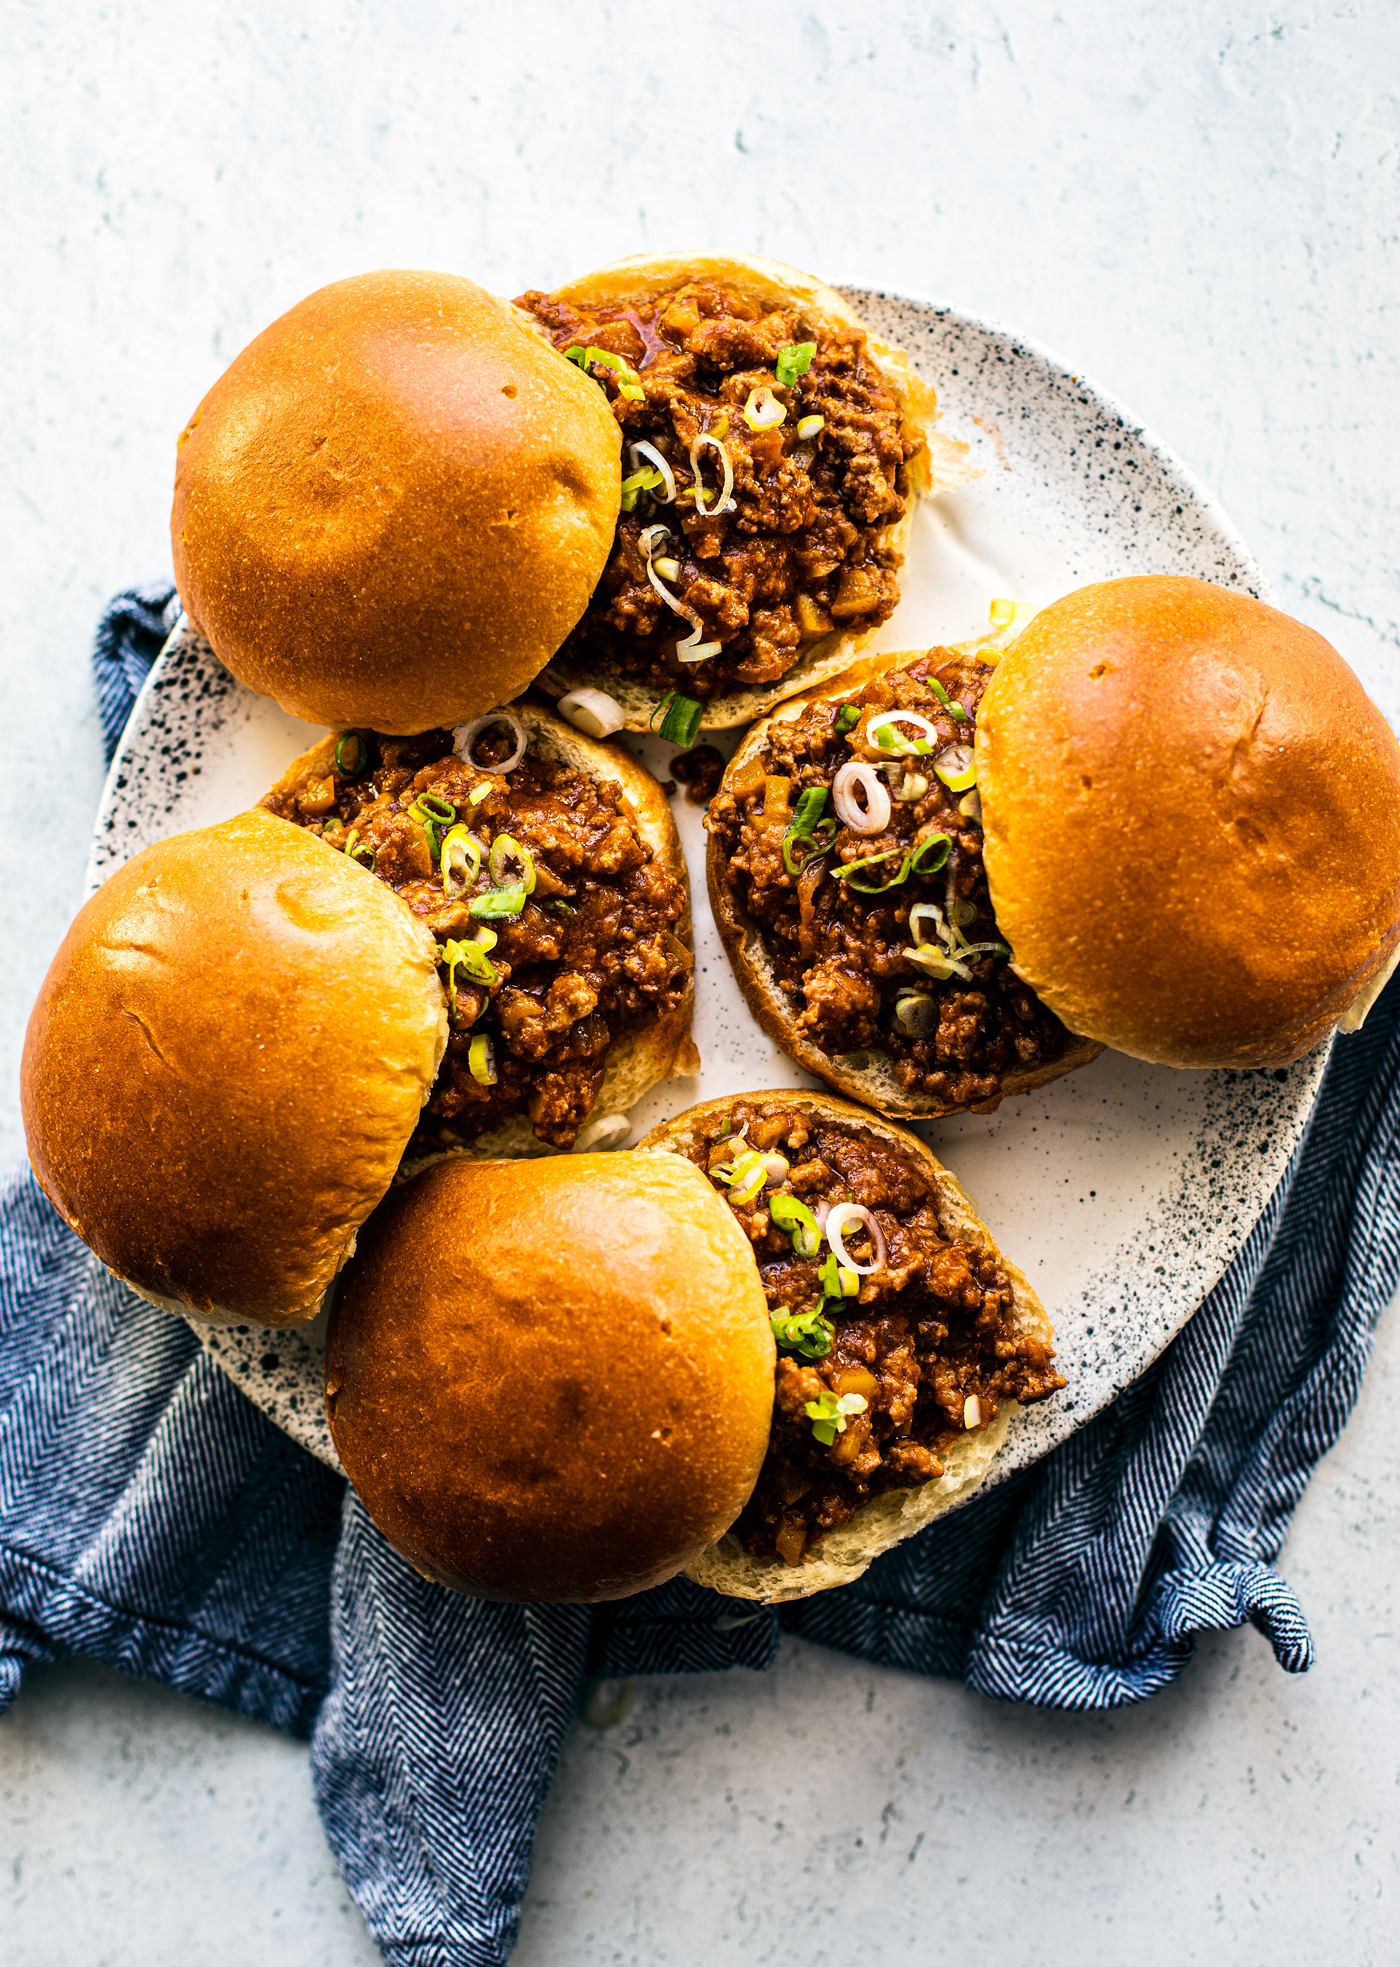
[263,702,698,1163]
[638,1091,1053,1601]
[707,655,1103,1119]
[977,576,1400,1068]
[21,809,447,1328]
[325,1152,775,1601]
[536,250,975,731]
[172,269,621,734]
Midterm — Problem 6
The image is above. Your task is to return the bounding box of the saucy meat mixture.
[674,1099,1063,1565]
[262,720,690,1152]
[706,650,1070,1111]
[516,281,925,699]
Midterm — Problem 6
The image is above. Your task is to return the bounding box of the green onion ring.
[487,833,536,895]
[468,1033,497,1085]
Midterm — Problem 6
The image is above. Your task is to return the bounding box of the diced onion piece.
[557,686,626,740]
[832,761,891,835]
[572,1112,631,1152]
[959,788,983,823]
[653,556,682,583]
[963,1394,983,1430]
[763,775,793,817]
[468,1034,497,1085]
[690,432,736,516]
[761,1152,791,1187]
[743,385,786,430]
[836,1393,868,1418]
[894,771,929,803]
[933,744,978,792]
[454,710,527,774]
[796,414,825,439]
[825,1202,887,1275]
[628,440,676,504]
[866,710,940,756]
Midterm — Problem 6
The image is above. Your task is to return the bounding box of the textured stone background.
[2,1,1397,1960]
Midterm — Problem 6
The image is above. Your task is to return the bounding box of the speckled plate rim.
[87,287,1326,1498]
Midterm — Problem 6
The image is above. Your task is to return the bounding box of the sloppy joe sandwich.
[706,623,1103,1118]
[518,251,973,734]
[21,810,447,1327]
[261,701,696,1158]
[976,576,1400,1066]
[639,1091,1061,1601]
[325,1152,775,1602]
[172,269,621,734]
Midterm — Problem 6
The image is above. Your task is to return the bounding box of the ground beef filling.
[678,1101,1063,1565]
[705,652,1070,1111]
[262,728,690,1152]
[517,281,924,699]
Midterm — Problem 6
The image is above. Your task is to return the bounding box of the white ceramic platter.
[88,291,1326,1482]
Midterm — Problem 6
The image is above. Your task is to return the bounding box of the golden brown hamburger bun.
[638,1090,1056,1602]
[171,269,621,734]
[21,808,447,1327]
[262,701,698,1163]
[706,651,1103,1120]
[325,1152,774,1601]
[977,576,1400,1068]
[528,250,974,731]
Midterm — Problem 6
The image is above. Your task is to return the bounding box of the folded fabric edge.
[0,1544,326,1734]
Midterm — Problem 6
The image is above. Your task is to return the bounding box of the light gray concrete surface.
[2,1,1397,1961]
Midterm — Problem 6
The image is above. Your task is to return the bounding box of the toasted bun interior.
[172,269,621,734]
[21,809,447,1326]
[537,249,972,730]
[977,576,1400,1068]
[325,1153,775,1601]
[639,1090,1054,1601]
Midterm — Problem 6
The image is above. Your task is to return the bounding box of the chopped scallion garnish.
[651,690,703,747]
[771,1307,834,1361]
[565,343,645,400]
[833,704,861,737]
[334,730,373,778]
[343,828,376,873]
[804,1389,868,1446]
[928,678,969,722]
[468,1033,497,1085]
[775,342,817,389]
[469,885,527,920]
[781,785,836,877]
[768,1192,821,1257]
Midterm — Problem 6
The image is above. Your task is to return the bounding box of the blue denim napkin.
[3,587,1397,1966]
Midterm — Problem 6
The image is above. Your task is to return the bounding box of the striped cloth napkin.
[2,585,1396,1966]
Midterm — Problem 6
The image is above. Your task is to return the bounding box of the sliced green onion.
[334,731,373,777]
[894,990,937,1037]
[833,704,861,737]
[619,465,664,513]
[469,884,527,920]
[769,1192,821,1257]
[441,825,483,899]
[651,690,703,747]
[933,747,977,793]
[775,342,816,388]
[817,1254,861,1301]
[908,832,952,875]
[487,833,536,895]
[543,898,575,916]
[471,925,498,952]
[743,385,786,431]
[795,413,825,440]
[343,828,376,872]
[417,793,456,822]
[928,678,969,722]
[804,1388,868,1445]
[441,936,498,1018]
[781,785,836,876]
[409,793,456,861]
[565,343,645,400]
[718,1149,766,1208]
[834,846,908,893]
[469,783,492,806]
[468,1033,497,1085]
[771,1307,834,1361]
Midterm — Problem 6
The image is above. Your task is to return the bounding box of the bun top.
[977,576,1400,1068]
[21,808,447,1326]
[325,1152,775,1602]
[171,269,621,733]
